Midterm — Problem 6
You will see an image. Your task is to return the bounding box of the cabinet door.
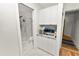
[36,36,56,55]
[39,5,58,24]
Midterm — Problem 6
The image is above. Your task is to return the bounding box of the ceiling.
[35,3,58,9]
[24,3,58,10]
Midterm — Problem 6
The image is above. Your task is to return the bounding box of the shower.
[18,3,33,55]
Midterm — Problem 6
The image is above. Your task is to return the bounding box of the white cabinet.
[36,36,56,55]
[38,5,58,24]
[36,4,63,56]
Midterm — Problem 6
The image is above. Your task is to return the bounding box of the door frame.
[17,3,38,55]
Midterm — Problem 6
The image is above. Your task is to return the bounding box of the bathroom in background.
[18,3,33,55]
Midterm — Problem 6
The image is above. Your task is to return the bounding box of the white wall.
[64,12,75,36]
[0,3,20,56]
[36,4,63,56]
[72,12,79,49]
[64,3,79,12]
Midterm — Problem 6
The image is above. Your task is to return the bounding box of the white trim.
[56,3,64,56]
[16,4,23,56]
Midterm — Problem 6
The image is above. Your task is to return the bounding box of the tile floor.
[22,40,51,56]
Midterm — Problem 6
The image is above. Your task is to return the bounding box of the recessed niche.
[38,24,57,39]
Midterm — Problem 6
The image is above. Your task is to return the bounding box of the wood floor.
[60,44,79,56]
[59,34,79,56]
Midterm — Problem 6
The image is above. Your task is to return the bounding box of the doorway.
[60,10,79,56]
[18,3,33,55]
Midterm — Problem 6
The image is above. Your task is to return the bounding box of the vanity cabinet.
[36,36,56,55]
